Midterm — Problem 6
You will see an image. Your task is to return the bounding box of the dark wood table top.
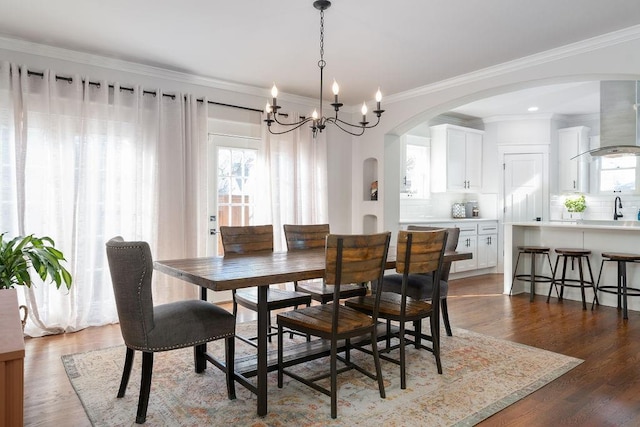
[154,248,471,292]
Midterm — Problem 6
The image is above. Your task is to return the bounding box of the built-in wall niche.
[363,214,378,234]
[363,157,378,201]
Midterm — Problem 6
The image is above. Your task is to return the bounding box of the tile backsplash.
[551,194,640,221]
[400,193,499,220]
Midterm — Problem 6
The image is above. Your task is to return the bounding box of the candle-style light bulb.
[271,84,278,109]
[375,88,382,102]
[265,102,272,114]
[312,109,318,120]
[332,80,340,95]
[361,102,368,116]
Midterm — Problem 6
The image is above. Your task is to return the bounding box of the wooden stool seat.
[517,245,551,253]
[593,252,640,319]
[511,246,554,302]
[601,252,640,262]
[555,248,591,256]
[547,247,597,310]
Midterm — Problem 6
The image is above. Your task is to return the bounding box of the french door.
[207,134,260,256]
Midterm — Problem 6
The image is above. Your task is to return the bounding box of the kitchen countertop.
[400,218,498,223]
[507,220,640,230]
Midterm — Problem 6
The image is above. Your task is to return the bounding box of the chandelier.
[264,0,384,137]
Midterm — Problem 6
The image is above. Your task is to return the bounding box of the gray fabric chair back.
[105,236,155,350]
[407,225,460,281]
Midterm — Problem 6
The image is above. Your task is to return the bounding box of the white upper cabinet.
[430,124,484,193]
[558,126,590,193]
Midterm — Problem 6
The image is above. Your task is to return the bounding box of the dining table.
[154,247,471,416]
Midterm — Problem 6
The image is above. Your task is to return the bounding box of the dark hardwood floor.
[23,274,640,426]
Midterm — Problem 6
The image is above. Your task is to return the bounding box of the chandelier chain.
[319,10,325,68]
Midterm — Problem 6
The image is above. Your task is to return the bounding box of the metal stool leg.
[585,256,598,307]
[592,259,606,310]
[620,261,629,320]
[510,252,523,296]
[547,256,561,303]
[529,252,536,302]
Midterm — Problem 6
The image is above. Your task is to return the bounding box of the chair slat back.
[283,224,330,251]
[325,233,391,286]
[396,229,447,275]
[220,225,274,255]
[407,225,460,281]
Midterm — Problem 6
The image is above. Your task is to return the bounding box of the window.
[599,156,637,192]
[401,135,430,198]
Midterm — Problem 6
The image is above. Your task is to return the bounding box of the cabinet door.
[465,132,483,191]
[454,235,478,272]
[477,234,498,269]
[446,128,467,191]
[558,131,579,192]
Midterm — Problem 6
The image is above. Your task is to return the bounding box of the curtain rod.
[23,69,286,116]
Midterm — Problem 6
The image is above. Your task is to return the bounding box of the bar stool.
[592,252,640,319]
[547,248,598,310]
[510,246,554,302]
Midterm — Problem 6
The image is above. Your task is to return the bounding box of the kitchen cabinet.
[430,124,483,193]
[476,222,498,269]
[401,219,499,275]
[454,223,478,272]
[558,126,590,193]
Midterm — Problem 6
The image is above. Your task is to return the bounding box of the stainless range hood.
[575,80,640,158]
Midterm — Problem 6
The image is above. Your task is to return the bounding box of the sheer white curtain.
[0,62,207,336]
[258,113,329,251]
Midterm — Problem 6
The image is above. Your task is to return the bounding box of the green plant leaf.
[0,233,73,290]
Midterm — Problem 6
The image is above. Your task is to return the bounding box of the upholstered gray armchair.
[374,226,460,336]
[105,237,236,424]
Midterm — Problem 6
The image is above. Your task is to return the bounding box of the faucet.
[614,196,623,220]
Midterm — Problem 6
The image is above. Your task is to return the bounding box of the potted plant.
[563,194,586,220]
[0,233,72,330]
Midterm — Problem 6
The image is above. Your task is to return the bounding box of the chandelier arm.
[272,113,308,127]
[325,118,366,136]
[268,117,314,135]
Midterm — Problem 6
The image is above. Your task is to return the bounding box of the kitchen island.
[505,221,640,313]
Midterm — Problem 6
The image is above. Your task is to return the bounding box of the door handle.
[210,229,218,235]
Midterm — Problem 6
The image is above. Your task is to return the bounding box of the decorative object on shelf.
[563,194,586,220]
[370,181,378,200]
[452,202,466,218]
[264,0,384,138]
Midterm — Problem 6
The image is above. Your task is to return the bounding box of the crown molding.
[386,24,640,105]
[0,35,319,108]
[3,24,640,110]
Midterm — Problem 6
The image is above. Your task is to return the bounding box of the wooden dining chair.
[105,237,236,424]
[374,225,460,336]
[283,224,368,303]
[277,232,391,419]
[219,225,312,345]
[346,229,447,389]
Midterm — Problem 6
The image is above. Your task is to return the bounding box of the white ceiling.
[1,0,640,110]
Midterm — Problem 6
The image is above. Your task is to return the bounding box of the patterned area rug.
[62,322,582,426]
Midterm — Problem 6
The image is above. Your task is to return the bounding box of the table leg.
[257,285,268,416]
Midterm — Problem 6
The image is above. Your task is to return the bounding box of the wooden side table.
[0,289,25,427]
